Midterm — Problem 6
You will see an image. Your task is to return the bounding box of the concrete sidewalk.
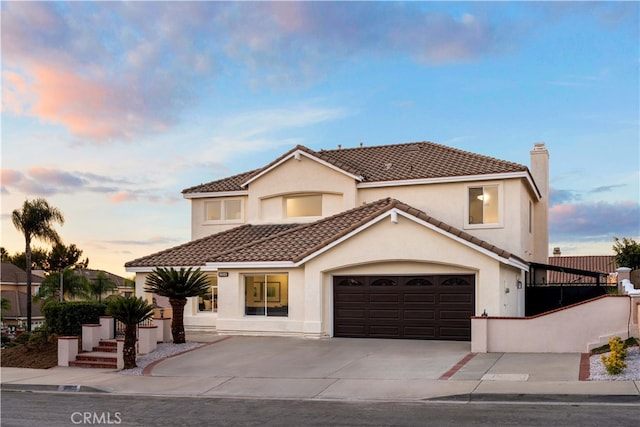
[2,334,639,403]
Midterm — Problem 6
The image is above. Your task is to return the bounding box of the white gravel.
[120,342,205,376]
[589,346,640,381]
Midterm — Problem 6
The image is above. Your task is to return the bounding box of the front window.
[205,199,242,222]
[468,185,499,225]
[244,274,288,317]
[285,195,321,218]
[198,278,218,313]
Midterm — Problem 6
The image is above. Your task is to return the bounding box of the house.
[74,269,135,299]
[1,262,45,329]
[126,141,549,341]
[545,254,617,285]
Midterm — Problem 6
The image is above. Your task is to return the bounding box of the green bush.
[43,301,107,336]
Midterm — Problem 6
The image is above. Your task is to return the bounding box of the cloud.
[590,184,626,194]
[105,236,181,246]
[2,1,635,143]
[549,187,581,206]
[550,201,640,240]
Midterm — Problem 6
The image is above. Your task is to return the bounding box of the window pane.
[225,200,242,220]
[245,276,265,315]
[205,201,222,221]
[286,195,322,217]
[483,186,499,223]
[468,187,484,224]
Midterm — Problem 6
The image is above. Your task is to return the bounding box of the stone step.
[98,340,117,347]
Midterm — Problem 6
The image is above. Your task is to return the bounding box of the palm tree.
[87,272,117,302]
[11,198,64,331]
[35,268,90,302]
[106,296,154,369]
[144,267,210,344]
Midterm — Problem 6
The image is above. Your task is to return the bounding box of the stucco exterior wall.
[247,155,358,223]
[191,196,248,240]
[358,179,537,262]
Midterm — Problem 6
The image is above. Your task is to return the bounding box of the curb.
[427,393,640,404]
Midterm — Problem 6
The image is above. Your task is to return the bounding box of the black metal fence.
[525,283,614,316]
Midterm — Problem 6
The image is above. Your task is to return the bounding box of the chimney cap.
[533,142,547,150]
[553,247,561,256]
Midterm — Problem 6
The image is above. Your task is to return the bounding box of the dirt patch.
[1,339,59,369]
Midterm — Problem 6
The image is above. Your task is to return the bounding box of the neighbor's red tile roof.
[546,255,616,284]
[183,141,528,194]
[126,198,522,268]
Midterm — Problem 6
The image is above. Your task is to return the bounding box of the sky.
[1,1,639,278]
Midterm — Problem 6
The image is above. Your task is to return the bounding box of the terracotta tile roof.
[546,255,617,284]
[1,262,44,285]
[182,141,528,194]
[124,224,301,268]
[182,169,259,194]
[126,198,521,268]
[208,198,520,264]
[317,141,527,182]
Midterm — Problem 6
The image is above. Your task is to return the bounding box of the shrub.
[43,301,107,336]
[600,336,627,375]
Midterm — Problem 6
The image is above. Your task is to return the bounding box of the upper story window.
[467,185,501,227]
[285,194,322,218]
[205,199,243,222]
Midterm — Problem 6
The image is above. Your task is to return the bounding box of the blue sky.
[1,1,638,277]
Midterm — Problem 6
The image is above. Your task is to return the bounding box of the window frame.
[464,183,504,229]
[243,273,288,317]
[204,198,244,224]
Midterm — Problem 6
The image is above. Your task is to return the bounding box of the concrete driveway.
[151,336,471,380]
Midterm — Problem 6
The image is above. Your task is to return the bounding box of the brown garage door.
[333,275,475,341]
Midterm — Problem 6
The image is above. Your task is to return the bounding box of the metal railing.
[114,318,154,338]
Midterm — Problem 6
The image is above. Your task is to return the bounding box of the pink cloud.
[109,191,138,204]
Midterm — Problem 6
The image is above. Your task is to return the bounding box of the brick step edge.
[75,354,118,363]
[92,346,117,353]
[69,361,117,369]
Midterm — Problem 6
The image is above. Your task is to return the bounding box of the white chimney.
[530,142,549,263]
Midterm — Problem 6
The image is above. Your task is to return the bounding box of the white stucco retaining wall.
[472,295,637,353]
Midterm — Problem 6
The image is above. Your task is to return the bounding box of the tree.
[106,296,154,369]
[7,247,49,271]
[46,242,89,273]
[86,272,117,302]
[11,198,64,331]
[144,267,210,344]
[35,268,90,302]
[613,237,640,270]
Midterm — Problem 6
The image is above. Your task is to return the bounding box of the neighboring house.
[0,262,45,329]
[126,141,550,341]
[545,254,617,285]
[75,269,135,299]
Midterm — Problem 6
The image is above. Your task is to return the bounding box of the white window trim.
[203,198,244,225]
[464,182,504,229]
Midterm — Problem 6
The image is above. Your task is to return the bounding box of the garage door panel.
[369,293,400,303]
[403,327,436,338]
[336,293,367,303]
[370,309,401,319]
[335,309,366,319]
[369,325,401,336]
[403,293,435,303]
[403,309,435,320]
[334,274,474,341]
